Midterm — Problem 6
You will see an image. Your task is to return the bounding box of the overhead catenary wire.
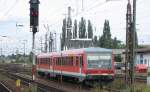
[0,0,19,20]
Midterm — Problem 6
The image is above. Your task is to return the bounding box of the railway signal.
[29,0,40,81]
[29,0,40,33]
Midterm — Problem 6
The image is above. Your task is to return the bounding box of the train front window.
[87,54,112,69]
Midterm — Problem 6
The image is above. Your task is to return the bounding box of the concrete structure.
[64,38,93,50]
[122,48,150,67]
[112,49,125,55]
[135,48,150,67]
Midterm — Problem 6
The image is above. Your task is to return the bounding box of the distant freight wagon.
[36,47,115,84]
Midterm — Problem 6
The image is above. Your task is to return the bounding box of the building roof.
[81,47,112,53]
[136,48,150,53]
[122,48,150,54]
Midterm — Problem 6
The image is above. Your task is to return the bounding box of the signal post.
[29,0,40,81]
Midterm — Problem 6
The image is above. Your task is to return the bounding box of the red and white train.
[36,47,115,83]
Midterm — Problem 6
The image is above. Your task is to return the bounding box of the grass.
[21,83,37,92]
[94,78,150,92]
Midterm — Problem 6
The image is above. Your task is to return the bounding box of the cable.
[67,0,73,4]
[87,0,101,7]
[138,14,150,20]
[0,0,19,19]
[72,0,123,18]
[86,0,125,13]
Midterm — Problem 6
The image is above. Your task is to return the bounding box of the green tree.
[67,16,72,39]
[112,37,118,48]
[93,35,98,46]
[112,37,122,49]
[61,18,67,50]
[28,52,33,63]
[99,20,112,48]
[79,17,86,38]
[114,54,122,62]
[73,19,77,39]
[15,49,20,63]
[87,20,93,38]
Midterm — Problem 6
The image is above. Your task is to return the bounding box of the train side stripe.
[37,68,86,77]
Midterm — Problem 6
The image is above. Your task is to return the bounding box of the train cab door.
[52,57,55,77]
[49,58,53,70]
[79,55,83,74]
[37,57,40,69]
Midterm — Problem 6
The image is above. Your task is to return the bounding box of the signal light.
[30,1,39,27]
[31,11,38,16]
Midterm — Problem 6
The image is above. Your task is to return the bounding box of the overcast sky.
[0,0,150,55]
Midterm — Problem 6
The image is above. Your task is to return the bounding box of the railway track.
[104,88,121,92]
[13,73,91,92]
[115,74,147,83]
[1,63,147,92]
[5,72,67,92]
[0,68,90,92]
[0,81,13,92]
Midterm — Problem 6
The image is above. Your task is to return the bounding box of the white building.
[135,48,150,67]
[122,48,150,67]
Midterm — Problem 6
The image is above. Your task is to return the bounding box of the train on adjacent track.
[36,47,115,84]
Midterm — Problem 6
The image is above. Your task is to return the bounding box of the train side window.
[80,56,83,67]
[56,57,58,65]
[69,57,73,66]
[54,58,56,66]
[63,57,65,65]
[57,58,59,65]
[44,58,46,64]
[47,58,50,65]
[55,58,57,65]
[73,56,76,66]
[58,57,60,65]
[47,58,48,64]
[61,57,63,65]
[49,58,51,65]
[62,57,65,65]
[67,57,69,66]
[45,58,47,64]
[38,58,39,64]
[66,57,69,66]
[60,57,62,65]
[43,58,45,64]
[71,57,73,66]
[44,58,45,64]
[58,57,59,65]
[50,58,52,65]
[42,58,44,64]
[57,57,59,65]
[58,57,61,65]
[76,57,79,66]
[40,58,41,64]
[40,58,42,64]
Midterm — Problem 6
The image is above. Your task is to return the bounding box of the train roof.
[36,52,59,58]
[62,47,112,53]
[79,47,112,53]
[37,47,112,58]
